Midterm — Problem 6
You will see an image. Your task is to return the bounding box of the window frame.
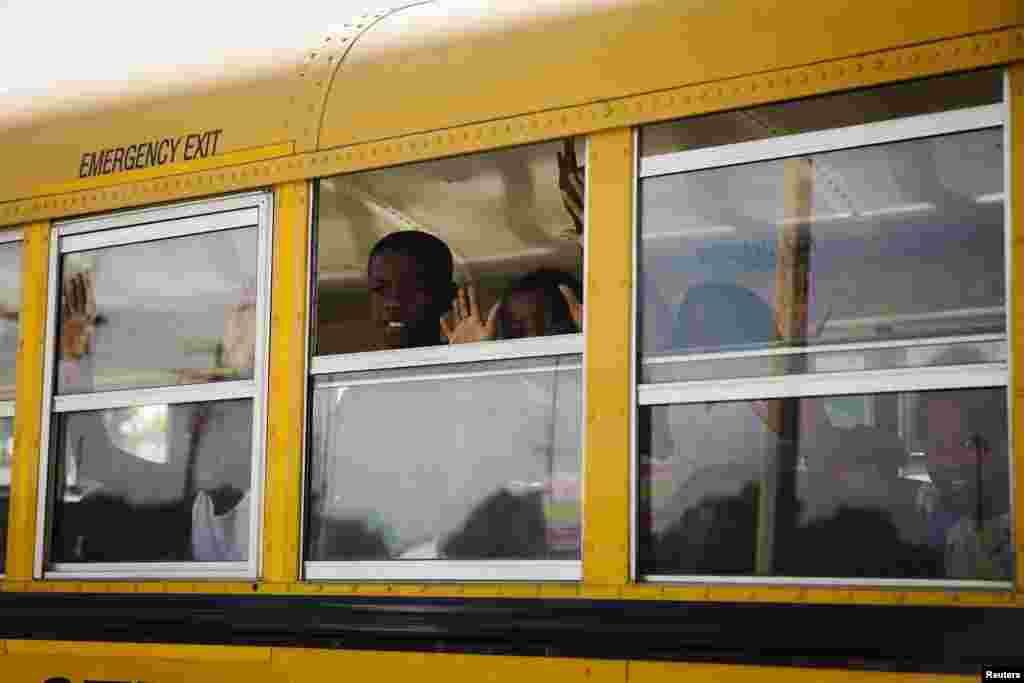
[34,191,274,580]
[304,139,590,583]
[630,73,1014,589]
[0,229,24,578]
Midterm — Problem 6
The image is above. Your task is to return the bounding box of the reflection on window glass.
[641,69,1001,158]
[57,228,258,394]
[315,138,585,355]
[0,242,22,401]
[643,340,1008,384]
[639,129,1004,357]
[638,387,1011,581]
[307,359,582,561]
[50,399,253,563]
[103,405,169,464]
[0,417,12,572]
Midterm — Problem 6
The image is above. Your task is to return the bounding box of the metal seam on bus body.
[297,9,390,152]
[308,4,431,152]
[1,577,1020,607]
[0,25,1022,228]
[6,222,49,581]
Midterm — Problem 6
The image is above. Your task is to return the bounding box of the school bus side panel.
[319,0,1023,149]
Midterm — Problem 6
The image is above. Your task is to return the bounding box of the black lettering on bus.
[183,133,199,161]
[101,150,114,175]
[208,128,223,155]
[111,147,125,173]
[168,135,182,162]
[157,139,172,164]
[143,141,157,169]
[79,153,94,178]
[124,144,137,171]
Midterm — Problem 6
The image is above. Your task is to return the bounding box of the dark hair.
[673,283,776,350]
[498,269,582,338]
[368,230,455,298]
[441,489,547,559]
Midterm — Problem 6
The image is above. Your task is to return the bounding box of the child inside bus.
[648,283,932,577]
[440,269,582,344]
[367,230,458,349]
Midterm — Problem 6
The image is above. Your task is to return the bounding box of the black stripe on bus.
[0,592,1019,674]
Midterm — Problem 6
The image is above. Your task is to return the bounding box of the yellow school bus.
[1,1,1022,681]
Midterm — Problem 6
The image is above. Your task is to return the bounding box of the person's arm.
[558,139,585,245]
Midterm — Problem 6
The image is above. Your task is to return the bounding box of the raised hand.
[60,271,96,360]
[557,138,585,240]
[558,284,583,331]
[221,291,257,373]
[441,284,499,344]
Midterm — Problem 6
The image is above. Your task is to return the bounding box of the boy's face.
[368,249,443,342]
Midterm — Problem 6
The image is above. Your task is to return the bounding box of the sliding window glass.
[0,233,22,574]
[38,193,271,579]
[308,138,586,581]
[636,69,1012,586]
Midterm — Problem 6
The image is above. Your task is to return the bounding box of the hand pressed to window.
[60,272,96,360]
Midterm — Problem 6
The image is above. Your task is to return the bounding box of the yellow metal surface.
[0,17,1021,229]
[0,641,984,682]
[263,181,310,583]
[320,0,1021,150]
[271,648,628,683]
[1,576,1021,609]
[5,222,49,581]
[0,75,301,207]
[1011,62,1024,593]
[631,661,971,682]
[36,141,294,197]
[1,641,282,683]
[6,639,271,662]
[583,128,633,586]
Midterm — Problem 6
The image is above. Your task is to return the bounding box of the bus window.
[40,195,271,577]
[308,359,581,565]
[56,228,257,394]
[0,238,21,574]
[636,71,1011,584]
[639,387,1010,581]
[314,138,584,355]
[307,138,585,581]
